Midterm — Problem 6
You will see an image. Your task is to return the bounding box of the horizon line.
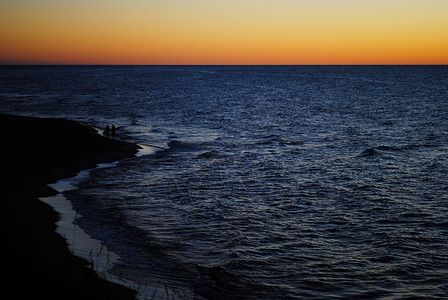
[1,63,447,67]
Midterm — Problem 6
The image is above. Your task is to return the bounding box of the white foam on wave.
[136,144,158,157]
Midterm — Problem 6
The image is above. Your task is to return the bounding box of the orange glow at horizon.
[1,0,448,65]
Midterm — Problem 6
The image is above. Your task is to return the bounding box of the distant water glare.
[1,66,448,299]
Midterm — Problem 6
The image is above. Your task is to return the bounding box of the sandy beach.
[1,113,140,299]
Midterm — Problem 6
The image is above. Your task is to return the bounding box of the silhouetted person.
[104,125,110,138]
[111,124,116,139]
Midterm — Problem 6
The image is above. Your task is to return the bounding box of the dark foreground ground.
[0,113,140,299]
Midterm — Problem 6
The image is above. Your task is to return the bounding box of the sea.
[1,65,448,299]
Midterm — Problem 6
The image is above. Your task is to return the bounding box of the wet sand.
[0,113,140,299]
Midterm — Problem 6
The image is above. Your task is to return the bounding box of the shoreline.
[40,161,166,298]
[1,113,140,299]
[40,148,173,299]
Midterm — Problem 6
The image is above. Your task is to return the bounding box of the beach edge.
[1,113,140,299]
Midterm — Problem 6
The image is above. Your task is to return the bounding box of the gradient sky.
[1,0,447,64]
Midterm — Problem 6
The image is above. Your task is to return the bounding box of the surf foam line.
[39,144,175,300]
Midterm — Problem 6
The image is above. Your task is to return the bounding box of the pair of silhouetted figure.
[103,124,116,139]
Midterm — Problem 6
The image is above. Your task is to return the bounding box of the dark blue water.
[1,66,448,299]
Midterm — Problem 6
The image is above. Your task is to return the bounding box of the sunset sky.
[1,0,447,65]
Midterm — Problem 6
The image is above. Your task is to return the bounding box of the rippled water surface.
[1,66,448,298]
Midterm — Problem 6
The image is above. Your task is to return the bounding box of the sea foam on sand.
[40,146,173,300]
